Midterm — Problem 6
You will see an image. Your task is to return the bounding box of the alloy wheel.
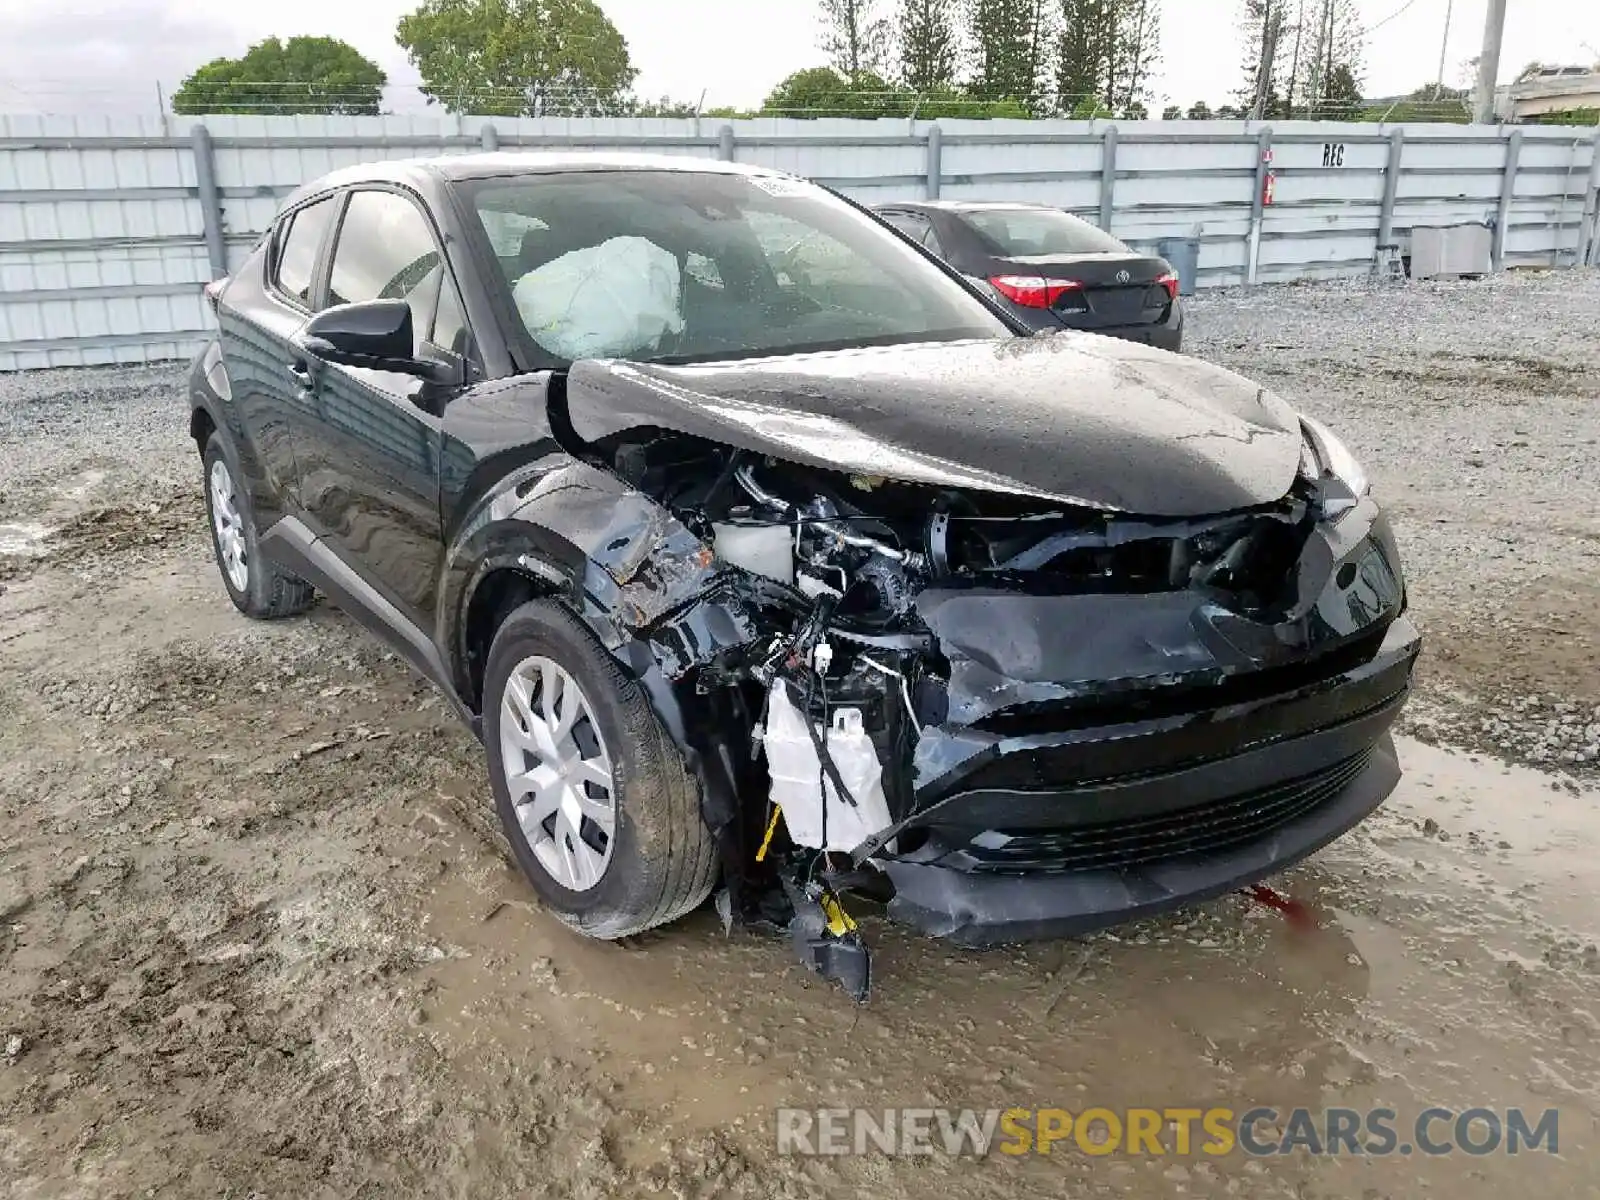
[208,458,249,592]
[498,654,617,891]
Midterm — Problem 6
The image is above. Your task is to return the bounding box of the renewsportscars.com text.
[776,1106,1559,1158]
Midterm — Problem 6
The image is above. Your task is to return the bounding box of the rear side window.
[880,211,931,241]
[961,208,1127,257]
[880,211,945,258]
[273,197,337,306]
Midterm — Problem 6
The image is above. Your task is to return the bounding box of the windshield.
[459,170,1010,366]
[960,208,1129,257]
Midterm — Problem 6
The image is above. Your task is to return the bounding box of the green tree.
[1363,82,1469,123]
[1161,103,1181,118]
[1117,0,1160,109]
[820,0,890,81]
[171,36,386,115]
[1237,0,1289,115]
[761,66,869,117]
[1295,0,1363,117]
[1057,0,1159,114]
[1185,99,1213,119]
[919,88,1032,117]
[1240,0,1363,118]
[758,66,1029,119]
[968,0,1047,107]
[1317,62,1363,119]
[1056,0,1114,110]
[396,0,636,116]
[898,0,960,91]
[1069,95,1114,118]
[1526,108,1600,126]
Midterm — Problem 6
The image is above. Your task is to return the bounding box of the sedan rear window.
[459,170,1008,366]
[961,208,1128,257]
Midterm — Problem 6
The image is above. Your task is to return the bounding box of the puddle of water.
[409,738,1599,1196]
[1389,739,1600,917]
[0,522,54,556]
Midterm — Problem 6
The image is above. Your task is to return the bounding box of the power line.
[1365,0,1424,34]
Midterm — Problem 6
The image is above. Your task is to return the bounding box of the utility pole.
[1435,0,1454,92]
[1470,0,1507,124]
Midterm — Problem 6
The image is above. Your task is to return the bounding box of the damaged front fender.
[442,451,778,700]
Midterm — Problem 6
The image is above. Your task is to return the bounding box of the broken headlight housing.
[1299,416,1369,517]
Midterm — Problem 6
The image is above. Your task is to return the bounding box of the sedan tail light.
[1156,271,1180,301]
[989,274,1083,309]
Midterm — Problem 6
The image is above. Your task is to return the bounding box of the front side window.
[273,197,337,306]
[432,279,469,357]
[324,190,467,359]
[327,190,442,319]
[460,170,1009,366]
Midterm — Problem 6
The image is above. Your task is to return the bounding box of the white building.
[1498,65,1600,121]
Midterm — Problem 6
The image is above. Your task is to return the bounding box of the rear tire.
[202,433,314,620]
[484,600,717,939]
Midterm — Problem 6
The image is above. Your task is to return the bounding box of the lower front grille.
[951,751,1372,874]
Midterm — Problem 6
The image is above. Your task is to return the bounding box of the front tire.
[201,433,314,620]
[484,600,717,939]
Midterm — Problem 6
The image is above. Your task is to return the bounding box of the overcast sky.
[0,0,1595,117]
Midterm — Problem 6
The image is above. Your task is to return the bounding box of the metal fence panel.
[1,113,1595,369]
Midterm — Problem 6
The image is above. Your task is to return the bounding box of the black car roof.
[280,152,789,210]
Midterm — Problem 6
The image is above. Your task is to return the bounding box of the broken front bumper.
[870,499,1420,946]
[880,621,1415,946]
[882,731,1401,946]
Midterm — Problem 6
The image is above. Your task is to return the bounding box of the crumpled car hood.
[565,334,1304,515]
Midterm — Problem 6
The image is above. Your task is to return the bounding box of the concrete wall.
[2,112,1597,370]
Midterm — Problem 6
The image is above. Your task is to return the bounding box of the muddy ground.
[2,272,1598,1198]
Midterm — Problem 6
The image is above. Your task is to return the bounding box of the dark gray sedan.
[875,200,1184,350]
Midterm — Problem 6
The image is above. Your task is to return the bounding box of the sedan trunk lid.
[994,253,1173,327]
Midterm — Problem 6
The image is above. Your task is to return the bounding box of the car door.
[291,186,472,631]
[220,194,340,519]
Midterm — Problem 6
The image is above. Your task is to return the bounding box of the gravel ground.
[1,272,1598,1198]
[1188,269,1600,776]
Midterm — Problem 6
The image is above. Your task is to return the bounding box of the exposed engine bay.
[577,413,1407,999]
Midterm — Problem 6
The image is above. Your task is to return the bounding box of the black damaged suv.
[189,154,1419,965]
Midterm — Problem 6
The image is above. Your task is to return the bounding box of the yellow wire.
[755,805,783,862]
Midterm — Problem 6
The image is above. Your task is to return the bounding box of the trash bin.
[1155,237,1201,296]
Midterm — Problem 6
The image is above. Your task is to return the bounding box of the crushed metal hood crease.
[565,335,1305,515]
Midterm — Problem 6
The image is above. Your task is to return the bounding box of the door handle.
[288,360,315,389]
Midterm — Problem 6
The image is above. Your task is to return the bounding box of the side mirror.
[295,299,459,384]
